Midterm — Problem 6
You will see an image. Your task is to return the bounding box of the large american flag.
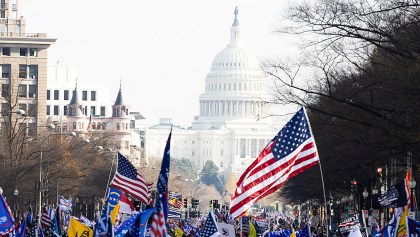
[110,152,152,204]
[229,108,319,218]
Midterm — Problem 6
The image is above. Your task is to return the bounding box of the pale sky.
[20,0,298,126]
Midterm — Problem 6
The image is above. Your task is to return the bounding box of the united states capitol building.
[143,8,281,181]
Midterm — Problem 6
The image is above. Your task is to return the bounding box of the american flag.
[86,115,92,133]
[41,208,52,229]
[199,211,219,237]
[150,197,167,237]
[230,108,319,218]
[110,152,152,204]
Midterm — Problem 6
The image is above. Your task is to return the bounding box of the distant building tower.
[0,0,56,135]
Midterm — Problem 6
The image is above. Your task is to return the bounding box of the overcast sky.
[20,0,299,126]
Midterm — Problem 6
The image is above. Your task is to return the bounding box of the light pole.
[35,123,74,237]
[363,189,368,210]
[409,178,416,215]
[13,188,18,219]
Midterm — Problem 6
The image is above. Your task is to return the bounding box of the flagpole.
[104,151,116,199]
[303,107,329,237]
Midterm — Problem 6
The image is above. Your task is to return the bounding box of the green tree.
[201,160,224,193]
[172,158,198,181]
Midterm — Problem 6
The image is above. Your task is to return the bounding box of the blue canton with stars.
[199,212,219,237]
[117,152,137,179]
[271,108,312,161]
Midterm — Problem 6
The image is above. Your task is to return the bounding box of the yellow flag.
[291,228,297,237]
[67,217,93,237]
[175,226,186,237]
[397,207,408,237]
[110,202,120,224]
[249,221,257,237]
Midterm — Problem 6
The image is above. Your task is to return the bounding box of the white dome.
[210,45,260,71]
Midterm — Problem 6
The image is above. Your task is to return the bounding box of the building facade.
[0,0,56,135]
[143,8,279,180]
[46,65,144,166]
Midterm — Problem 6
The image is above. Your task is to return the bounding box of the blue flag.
[115,208,155,237]
[156,128,172,220]
[407,217,420,237]
[0,194,14,235]
[16,215,27,237]
[94,192,111,237]
[107,216,114,237]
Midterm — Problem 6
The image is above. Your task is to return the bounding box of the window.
[63,106,68,115]
[1,103,9,116]
[19,65,27,78]
[100,106,105,116]
[82,91,87,101]
[47,90,50,100]
[1,84,9,97]
[20,48,27,56]
[18,85,27,97]
[28,85,36,98]
[240,138,246,158]
[64,90,69,100]
[28,104,36,117]
[2,47,10,56]
[46,105,50,115]
[220,161,223,168]
[53,105,59,115]
[28,123,36,136]
[53,90,59,100]
[220,149,224,156]
[1,64,10,78]
[117,123,120,130]
[91,91,96,101]
[125,141,129,149]
[90,106,96,116]
[29,48,37,57]
[29,65,38,79]
[192,150,195,156]
[18,104,27,114]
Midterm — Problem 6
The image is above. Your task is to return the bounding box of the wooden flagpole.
[303,107,329,237]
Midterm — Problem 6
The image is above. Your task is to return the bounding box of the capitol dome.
[192,7,270,130]
[210,45,261,72]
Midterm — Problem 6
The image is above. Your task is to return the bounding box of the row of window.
[1,47,38,57]
[0,102,36,117]
[0,122,38,137]
[47,105,106,116]
[206,81,262,92]
[47,89,96,101]
[1,64,38,79]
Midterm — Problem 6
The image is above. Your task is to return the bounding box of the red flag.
[119,192,134,214]
[229,108,319,218]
